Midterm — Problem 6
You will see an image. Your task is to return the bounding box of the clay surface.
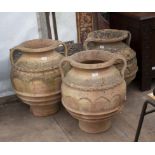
[10,39,67,116]
[84,29,138,85]
[60,50,127,133]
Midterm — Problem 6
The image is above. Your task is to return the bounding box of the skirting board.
[0,95,19,106]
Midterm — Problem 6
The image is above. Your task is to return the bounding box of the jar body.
[85,29,138,85]
[10,39,66,116]
[60,50,126,133]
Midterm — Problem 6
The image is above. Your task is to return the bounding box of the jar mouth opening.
[15,39,62,53]
[70,50,115,69]
[81,60,105,64]
[87,29,128,43]
[21,39,55,49]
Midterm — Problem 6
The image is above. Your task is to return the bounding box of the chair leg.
[134,101,148,142]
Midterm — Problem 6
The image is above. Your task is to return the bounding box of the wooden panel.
[114,12,155,20]
[76,12,109,43]
[110,12,155,91]
[76,12,95,43]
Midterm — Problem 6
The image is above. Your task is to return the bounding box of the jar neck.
[21,49,54,57]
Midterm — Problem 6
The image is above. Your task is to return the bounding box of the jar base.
[30,104,59,117]
[79,119,111,133]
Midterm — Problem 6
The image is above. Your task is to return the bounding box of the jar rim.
[86,29,129,43]
[12,39,63,53]
[69,50,116,70]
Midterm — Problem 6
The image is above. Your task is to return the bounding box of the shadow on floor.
[0,81,155,142]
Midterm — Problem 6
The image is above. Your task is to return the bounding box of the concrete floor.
[0,81,155,142]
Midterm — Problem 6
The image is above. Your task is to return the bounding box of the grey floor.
[0,81,155,142]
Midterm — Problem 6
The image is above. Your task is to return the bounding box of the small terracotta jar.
[60,50,127,133]
[10,39,68,116]
[84,29,138,85]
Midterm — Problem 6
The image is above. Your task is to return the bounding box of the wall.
[0,12,39,97]
[0,12,77,97]
[55,12,77,42]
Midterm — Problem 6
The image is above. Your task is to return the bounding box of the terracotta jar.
[10,39,67,116]
[60,50,127,133]
[84,29,138,85]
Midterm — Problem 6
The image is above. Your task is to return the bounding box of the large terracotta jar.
[60,50,127,133]
[10,39,67,116]
[84,29,138,85]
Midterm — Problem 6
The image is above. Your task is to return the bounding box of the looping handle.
[84,38,100,50]
[59,57,72,79]
[10,47,21,65]
[58,42,68,57]
[125,31,131,46]
[113,54,127,79]
[84,39,91,50]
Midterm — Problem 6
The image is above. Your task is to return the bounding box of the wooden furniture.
[110,13,155,91]
[76,13,109,43]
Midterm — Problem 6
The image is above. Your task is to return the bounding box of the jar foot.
[30,104,59,117]
[79,119,111,133]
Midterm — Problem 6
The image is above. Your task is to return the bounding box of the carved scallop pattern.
[111,95,121,108]
[63,94,122,113]
[78,98,92,113]
[63,96,79,110]
[93,96,110,112]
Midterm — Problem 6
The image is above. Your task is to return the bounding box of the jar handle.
[125,31,131,46]
[113,54,127,79]
[59,57,72,78]
[58,42,68,56]
[83,39,93,50]
[10,47,23,65]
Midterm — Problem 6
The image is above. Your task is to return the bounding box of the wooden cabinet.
[110,13,155,91]
[76,13,109,43]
